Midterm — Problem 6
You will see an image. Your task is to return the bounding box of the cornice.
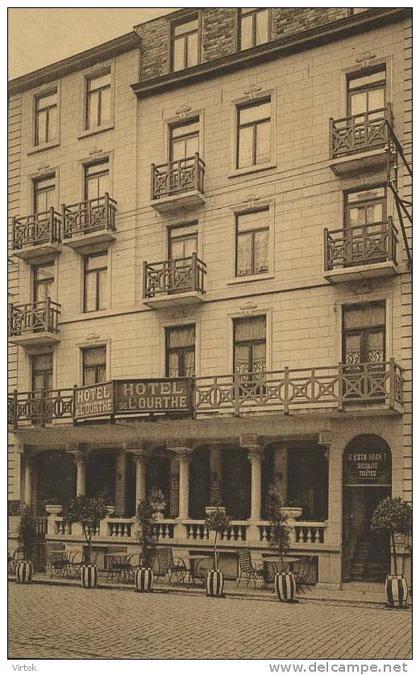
[131,7,411,99]
[9,32,141,96]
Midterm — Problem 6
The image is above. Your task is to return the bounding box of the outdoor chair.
[46,551,71,578]
[236,549,265,588]
[68,551,84,578]
[293,556,314,592]
[153,548,187,584]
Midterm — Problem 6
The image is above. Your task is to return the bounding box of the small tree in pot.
[16,505,37,584]
[62,495,107,588]
[266,491,296,602]
[204,506,232,597]
[371,496,412,608]
[135,498,159,592]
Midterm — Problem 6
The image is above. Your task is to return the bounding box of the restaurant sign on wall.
[74,378,193,420]
[343,447,391,486]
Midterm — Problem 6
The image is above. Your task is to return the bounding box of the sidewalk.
[9,573,399,608]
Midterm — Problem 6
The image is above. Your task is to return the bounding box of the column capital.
[247,447,264,463]
[130,448,148,462]
[65,443,80,453]
[168,446,193,461]
[68,449,86,464]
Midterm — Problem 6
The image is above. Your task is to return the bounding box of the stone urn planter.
[206,569,224,597]
[282,506,303,521]
[205,505,226,516]
[106,505,115,516]
[81,564,98,589]
[45,504,62,516]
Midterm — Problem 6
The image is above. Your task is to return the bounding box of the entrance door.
[342,435,392,582]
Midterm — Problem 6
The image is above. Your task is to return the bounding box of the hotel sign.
[343,449,391,486]
[74,378,193,420]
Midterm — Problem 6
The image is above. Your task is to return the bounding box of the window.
[33,175,55,214]
[82,347,107,385]
[237,98,271,169]
[171,16,199,72]
[85,71,111,130]
[32,353,53,392]
[236,209,269,276]
[345,186,386,228]
[84,160,110,201]
[168,223,198,260]
[34,90,57,146]
[342,301,385,366]
[347,66,386,117]
[165,325,195,377]
[240,8,269,50]
[170,118,199,162]
[33,262,55,302]
[84,251,108,312]
[233,315,266,379]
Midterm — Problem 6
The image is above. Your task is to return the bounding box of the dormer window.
[171,15,199,72]
[239,8,269,51]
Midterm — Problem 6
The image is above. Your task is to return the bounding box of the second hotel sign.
[74,378,193,419]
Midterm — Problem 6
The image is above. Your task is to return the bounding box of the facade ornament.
[175,105,192,119]
[239,301,258,314]
[241,195,260,209]
[85,332,100,343]
[349,280,373,295]
[355,51,377,67]
[37,163,50,174]
[244,85,262,99]
[89,146,104,157]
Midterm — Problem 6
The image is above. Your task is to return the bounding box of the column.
[273,445,288,502]
[169,457,179,517]
[209,444,223,506]
[177,451,190,520]
[131,449,147,509]
[23,455,33,507]
[115,450,127,516]
[73,451,87,497]
[248,447,263,522]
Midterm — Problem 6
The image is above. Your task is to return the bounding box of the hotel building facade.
[8,7,412,588]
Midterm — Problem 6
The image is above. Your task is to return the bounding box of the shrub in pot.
[266,492,296,603]
[16,504,37,583]
[204,506,232,597]
[370,496,412,608]
[135,498,159,592]
[62,496,107,589]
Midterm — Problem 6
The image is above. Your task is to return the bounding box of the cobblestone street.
[8,583,412,660]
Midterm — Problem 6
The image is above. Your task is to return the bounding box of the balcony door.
[168,224,198,293]
[165,325,195,378]
[169,118,199,162]
[84,160,109,202]
[33,262,55,303]
[344,187,387,265]
[32,353,53,392]
[233,316,266,396]
[347,67,386,117]
[342,302,386,400]
[33,175,56,215]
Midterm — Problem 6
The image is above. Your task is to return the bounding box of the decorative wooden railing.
[330,105,392,158]
[12,208,62,251]
[8,299,61,337]
[8,387,74,428]
[62,193,117,239]
[7,361,403,428]
[259,521,327,545]
[144,253,206,298]
[324,218,398,270]
[151,154,205,200]
[194,361,403,415]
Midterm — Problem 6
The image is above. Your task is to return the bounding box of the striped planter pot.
[15,560,33,584]
[135,567,154,592]
[80,565,98,589]
[275,572,297,603]
[385,575,408,608]
[206,569,224,597]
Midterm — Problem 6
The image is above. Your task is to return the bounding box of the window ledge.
[228,163,277,179]
[227,273,274,286]
[27,141,60,156]
[78,123,114,140]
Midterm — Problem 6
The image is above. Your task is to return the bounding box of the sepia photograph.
[6,3,413,666]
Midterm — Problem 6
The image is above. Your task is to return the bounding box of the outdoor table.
[184,554,212,586]
[262,556,302,583]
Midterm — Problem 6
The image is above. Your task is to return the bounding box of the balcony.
[150,154,205,213]
[329,105,391,176]
[324,218,398,283]
[8,298,61,346]
[7,361,403,428]
[11,209,62,261]
[143,253,207,309]
[63,194,117,250]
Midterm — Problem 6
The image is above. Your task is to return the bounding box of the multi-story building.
[8,7,412,589]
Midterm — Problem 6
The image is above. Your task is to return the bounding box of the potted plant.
[266,492,296,602]
[135,497,159,592]
[267,485,302,521]
[204,506,232,597]
[62,495,107,589]
[370,496,412,608]
[16,504,37,583]
[149,487,166,520]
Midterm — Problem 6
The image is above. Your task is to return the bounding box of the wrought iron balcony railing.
[151,154,205,200]
[12,208,61,251]
[143,253,206,298]
[324,218,398,271]
[7,361,403,428]
[62,194,117,240]
[8,298,61,337]
[330,105,391,158]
